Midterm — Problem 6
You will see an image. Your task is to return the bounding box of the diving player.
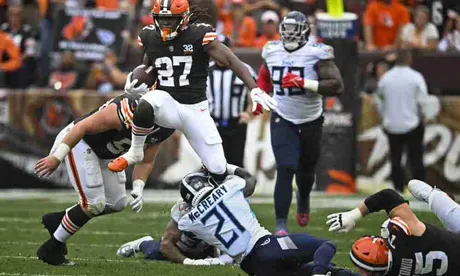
[176,172,360,276]
[33,92,174,266]
[107,0,276,183]
[257,11,344,234]
[326,180,460,275]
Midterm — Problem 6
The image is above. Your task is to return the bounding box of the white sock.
[53,213,81,242]
[123,125,153,164]
[429,189,460,234]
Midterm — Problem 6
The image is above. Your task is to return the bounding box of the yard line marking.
[0,273,87,276]
[4,241,120,248]
[0,228,150,236]
[0,255,143,264]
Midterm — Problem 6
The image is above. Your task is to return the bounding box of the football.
[131,64,157,88]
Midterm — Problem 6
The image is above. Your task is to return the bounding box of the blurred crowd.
[0,0,459,90]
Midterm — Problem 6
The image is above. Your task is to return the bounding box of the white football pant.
[142,90,226,174]
[429,189,460,234]
[51,123,127,216]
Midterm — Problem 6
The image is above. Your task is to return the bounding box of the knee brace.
[134,99,154,128]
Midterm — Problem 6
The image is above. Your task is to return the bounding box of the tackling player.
[326,180,460,275]
[176,172,360,276]
[107,0,276,183]
[257,11,344,234]
[33,93,174,266]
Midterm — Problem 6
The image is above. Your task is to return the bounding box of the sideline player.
[33,92,174,265]
[176,172,360,276]
[257,11,344,235]
[326,180,460,275]
[107,0,276,183]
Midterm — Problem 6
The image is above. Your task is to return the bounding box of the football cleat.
[42,211,68,255]
[108,157,129,172]
[117,236,153,258]
[408,179,433,203]
[296,212,310,227]
[37,237,74,266]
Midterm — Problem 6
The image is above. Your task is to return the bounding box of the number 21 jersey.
[178,176,270,259]
[139,23,217,104]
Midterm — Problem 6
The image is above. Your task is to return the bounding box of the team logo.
[261,237,271,246]
[183,44,194,55]
[96,29,116,46]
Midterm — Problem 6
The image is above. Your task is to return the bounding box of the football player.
[257,11,344,234]
[33,92,174,266]
[176,172,361,276]
[116,164,256,265]
[107,0,276,184]
[326,180,460,275]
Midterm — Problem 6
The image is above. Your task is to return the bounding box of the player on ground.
[107,0,276,183]
[116,164,256,265]
[33,93,174,266]
[257,11,344,234]
[326,181,460,275]
[176,172,360,276]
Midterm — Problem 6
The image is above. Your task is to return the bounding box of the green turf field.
[0,199,444,276]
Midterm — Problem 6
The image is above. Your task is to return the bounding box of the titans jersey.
[170,200,216,259]
[74,93,174,159]
[262,41,334,124]
[139,23,217,104]
[178,176,270,259]
[382,218,460,276]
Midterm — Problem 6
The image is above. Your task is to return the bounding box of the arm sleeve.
[114,95,137,127]
[196,23,217,50]
[364,189,408,214]
[257,63,272,93]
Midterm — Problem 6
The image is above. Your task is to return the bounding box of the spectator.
[400,5,439,49]
[363,0,410,51]
[216,0,257,47]
[1,5,39,88]
[280,0,325,18]
[0,30,21,88]
[85,50,126,94]
[255,10,280,48]
[48,51,85,91]
[419,0,460,37]
[438,15,460,52]
[374,50,427,193]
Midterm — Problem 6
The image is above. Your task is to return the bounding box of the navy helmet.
[180,172,217,207]
[279,11,310,51]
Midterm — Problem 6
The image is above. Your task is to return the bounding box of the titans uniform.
[50,93,174,213]
[381,218,460,276]
[136,23,227,175]
[178,176,348,276]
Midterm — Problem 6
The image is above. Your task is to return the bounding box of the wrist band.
[52,143,70,162]
[133,179,145,190]
[304,80,319,93]
[226,164,238,175]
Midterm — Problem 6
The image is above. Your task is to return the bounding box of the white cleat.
[408,179,433,203]
[117,236,153,258]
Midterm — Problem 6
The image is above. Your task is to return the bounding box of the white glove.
[250,88,277,112]
[183,258,216,265]
[130,180,145,213]
[203,258,225,265]
[124,72,149,94]
[326,208,362,233]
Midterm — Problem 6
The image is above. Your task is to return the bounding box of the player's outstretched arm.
[34,104,122,177]
[129,143,163,213]
[160,220,187,264]
[315,59,344,97]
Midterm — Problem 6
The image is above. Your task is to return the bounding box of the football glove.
[282,72,305,88]
[326,208,362,233]
[124,72,149,94]
[250,88,277,112]
[130,180,145,213]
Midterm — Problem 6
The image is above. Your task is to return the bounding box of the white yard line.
[3,241,119,248]
[0,273,87,276]
[0,227,150,236]
[0,255,147,264]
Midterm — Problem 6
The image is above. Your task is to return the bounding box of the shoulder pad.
[139,25,156,47]
[261,40,282,59]
[171,199,191,222]
[115,94,140,128]
[310,43,334,60]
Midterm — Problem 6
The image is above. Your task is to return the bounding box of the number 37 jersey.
[178,176,270,259]
[262,41,334,124]
[74,93,174,159]
[139,23,217,104]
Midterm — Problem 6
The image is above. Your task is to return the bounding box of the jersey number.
[155,56,192,87]
[271,66,305,96]
[106,138,131,155]
[415,251,448,275]
[200,201,246,249]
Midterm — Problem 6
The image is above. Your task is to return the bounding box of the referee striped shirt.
[206,62,256,126]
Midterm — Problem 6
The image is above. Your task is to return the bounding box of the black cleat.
[37,237,74,266]
[42,211,68,255]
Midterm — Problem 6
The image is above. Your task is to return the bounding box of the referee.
[206,35,256,167]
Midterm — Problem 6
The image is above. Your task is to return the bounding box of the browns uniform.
[382,218,460,276]
[75,93,174,159]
